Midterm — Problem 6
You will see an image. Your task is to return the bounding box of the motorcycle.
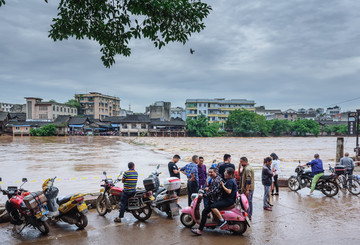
[147,165,181,218]
[0,177,50,234]
[42,177,88,229]
[96,171,154,221]
[288,164,339,197]
[180,189,250,235]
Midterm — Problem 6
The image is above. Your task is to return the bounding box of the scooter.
[96,171,154,221]
[0,177,50,234]
[288,164,339,197]
[42,177,88,229]
[147,165,181,218]
[180,190,250,235]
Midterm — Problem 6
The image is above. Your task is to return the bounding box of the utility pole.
[356,109,360,161]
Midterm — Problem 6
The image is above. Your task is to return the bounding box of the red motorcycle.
[0,177,50,234]
[96,171,154,221]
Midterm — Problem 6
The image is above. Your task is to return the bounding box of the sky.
[1,0,360,113]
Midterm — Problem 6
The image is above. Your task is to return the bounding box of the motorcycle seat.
[219,205,235,211]
[56,194,73,205]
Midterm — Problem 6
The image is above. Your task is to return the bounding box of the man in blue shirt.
[180,155,199,206]
[302,153,324,196]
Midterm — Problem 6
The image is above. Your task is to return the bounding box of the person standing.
[114,162,138,223]
[180,155,199,206]
[168,154,181,196]
[340,152,355,176]
[216,154,235,180]
[198,156,207,207]
[262,157,273,211]
[301,153,324,196]
[270,153,280,196]
[239,157,254,219]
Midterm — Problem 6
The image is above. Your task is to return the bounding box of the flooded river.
[0,136,357,204]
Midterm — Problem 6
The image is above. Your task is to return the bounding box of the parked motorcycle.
[147,165,181,218]
[42,177,88,229]
[288,164,339,197]
[96,171,154,221]
[180,190,250,235]
[0,177,50,234]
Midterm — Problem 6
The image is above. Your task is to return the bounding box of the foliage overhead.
[186,114,220,137]
[0,0,212,68]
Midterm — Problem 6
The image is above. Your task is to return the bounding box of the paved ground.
[1,185,360,245]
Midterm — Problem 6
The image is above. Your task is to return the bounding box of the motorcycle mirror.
[22,178,28,183]
[157,164,160,169]
[103,171,107,176]
[0,177,2,182]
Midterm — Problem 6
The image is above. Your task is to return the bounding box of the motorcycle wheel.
[180,213,195,228]
[230,221,247,235]
[338,175,347,194]
[347,178,360,195]
[75,212,88,229]
[132,204,152,221]
[96,194,108,216]
[288,177,300,191]
[321,181,339,197]
[37,220,50,235]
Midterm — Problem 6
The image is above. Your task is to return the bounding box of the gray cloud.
[1,0,360,112]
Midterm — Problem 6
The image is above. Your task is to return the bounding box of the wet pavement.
[1,186,359,245]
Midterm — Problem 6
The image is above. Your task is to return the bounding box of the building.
[326,106,341,118]
[25,97,77,121]
[255,106,282,120]
[75,92,120,120]
[170,107,186,121]
[0,112,10,134]
[118,115,150,136]
[149,118,186,137]
[146,101,171,121]
[185,98,255,124]
[10,104,26,113]
[0,102,13,112]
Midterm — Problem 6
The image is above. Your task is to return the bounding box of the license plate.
[78,203,88,213]
[35,212,43,219]
[100,188,104,192]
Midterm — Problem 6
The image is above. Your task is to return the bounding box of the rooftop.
[186,98,255,104]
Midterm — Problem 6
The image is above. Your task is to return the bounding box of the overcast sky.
[1,0,360,112]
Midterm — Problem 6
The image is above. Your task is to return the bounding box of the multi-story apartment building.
[75,92,120,119]
[25,97,78,120]
[170,107,186,121]
[0,102,13,112]
[185,98,255,124]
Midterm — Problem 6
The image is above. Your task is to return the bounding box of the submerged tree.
[0,0,212,68]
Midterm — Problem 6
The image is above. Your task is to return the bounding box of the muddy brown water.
[0,136,359,244]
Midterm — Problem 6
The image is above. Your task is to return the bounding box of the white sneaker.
[307,192,313,196]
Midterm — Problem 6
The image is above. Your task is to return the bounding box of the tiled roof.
[68,117,90,125]
[150,118,186,127]
[54,115,71,123]
[119,115,150,123]
[0,112,9,121]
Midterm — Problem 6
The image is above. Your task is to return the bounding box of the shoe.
[114,217,122,223]
[271,193,275,196]
[274,193,279,196]
[191,228,202,236]
[307,192,313,196]
[268,203,273,207]
[264,207,272,211]
[217,220,227,228]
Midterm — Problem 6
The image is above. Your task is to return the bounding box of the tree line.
[186,110,348,137]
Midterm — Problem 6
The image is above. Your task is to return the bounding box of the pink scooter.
[180,191,250,235]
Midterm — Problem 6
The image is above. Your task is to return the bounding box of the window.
[57,106,59,111]
[15,127,20,130]
[131,124,137,129]
[53,105,55,110]
[25,127,28,130]
[39,106,47,111]
[122,123,128,129]
[141,123,147,129]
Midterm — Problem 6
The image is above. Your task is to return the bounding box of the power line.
[324,96,360,108]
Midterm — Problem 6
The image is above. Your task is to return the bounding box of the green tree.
[331,124,348,135]
[65,99,81,112]
[270,119,293,136]
[186,115,220,137]
[226,109,268,136]
[0,0,212,68]
[30,124,56,136]
[321,125,332,135]
[292,119,320,137]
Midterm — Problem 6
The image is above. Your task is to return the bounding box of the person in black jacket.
[262,157,273,211]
